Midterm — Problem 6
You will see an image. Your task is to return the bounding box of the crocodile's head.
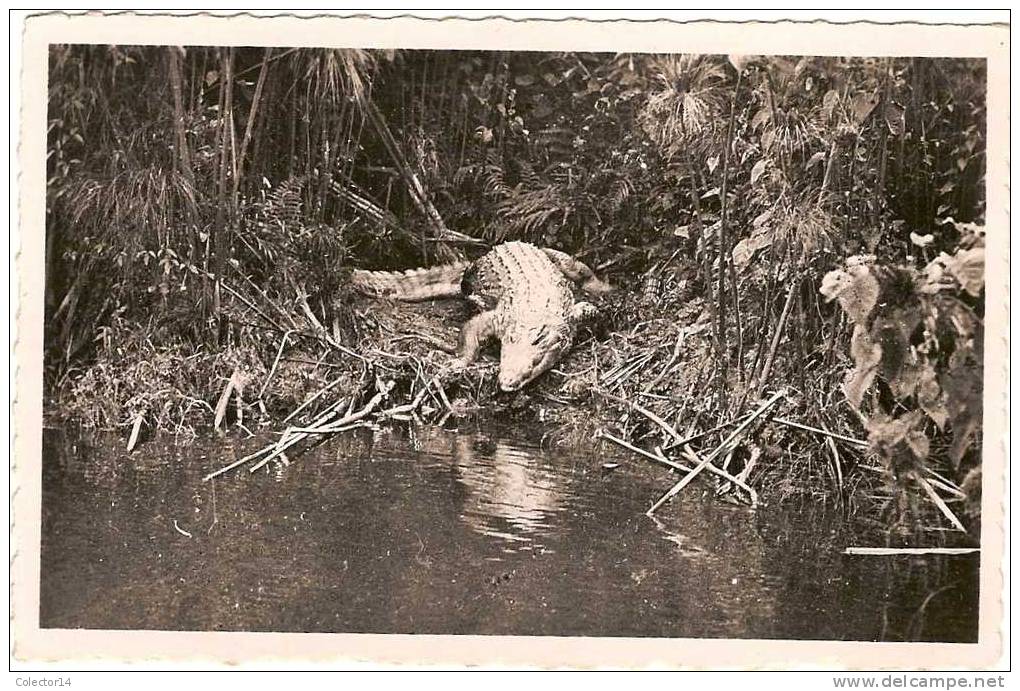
[498,322,573,392]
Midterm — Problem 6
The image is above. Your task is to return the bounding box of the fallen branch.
[925,466,966,496]
[203,371,447,482]
[596,389,681,443]
[827,435,844,490]
[213,370,240,433]
[662,413,752,451]
[678,444,758,507]
[915,473,968,533]
[647,389,785,515]
[597,430,693,473]
[202,395,349,481]
[597,393,757,506]
[771,417,868,447]
[379,382,434,418]
[248,387,392,473]
[282,374,348,424]
[258,329,295,401]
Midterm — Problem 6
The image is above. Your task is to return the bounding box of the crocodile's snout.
[498,354,535,392]
[499,335,567,392]
[499,378,524,393]
[498,369,536,393]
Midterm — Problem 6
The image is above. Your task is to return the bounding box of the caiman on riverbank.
[352,242,613,391]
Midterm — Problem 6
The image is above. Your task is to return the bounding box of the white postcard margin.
[12,13,1010,669]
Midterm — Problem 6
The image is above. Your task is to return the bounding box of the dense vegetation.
[45,46,986,535]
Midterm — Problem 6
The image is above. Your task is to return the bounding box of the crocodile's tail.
[351,262,471,301]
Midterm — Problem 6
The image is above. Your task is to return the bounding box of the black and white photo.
[12,12,1009,670]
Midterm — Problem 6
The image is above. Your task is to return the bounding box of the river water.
[40,424,978,640]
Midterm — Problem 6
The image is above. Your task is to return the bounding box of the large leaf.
[820,261,879,325]
[866,410,929,468]
[750,159,769,187]
[750,108,771,131]
[941,363,983,467]
[850,91,881,125]
[917,362,949,430]
[944,246,985,297]
[728,54,752,73]
[843,326,882,409]
[731,225,773,271]
[821,89,840,121]
[872,306,923,391]
[884,102,906,136]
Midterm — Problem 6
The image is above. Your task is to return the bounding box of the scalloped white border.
[11,11,1010,669]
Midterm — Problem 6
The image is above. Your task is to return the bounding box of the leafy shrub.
[821,219,984,522]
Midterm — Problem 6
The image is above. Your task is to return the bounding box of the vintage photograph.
[14,14,1007,668]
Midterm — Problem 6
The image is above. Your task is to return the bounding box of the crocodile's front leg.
[450,310,500,367]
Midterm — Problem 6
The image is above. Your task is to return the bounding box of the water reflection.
[450,436,564,550]
[39,426,978,640]
[647,515,707,557]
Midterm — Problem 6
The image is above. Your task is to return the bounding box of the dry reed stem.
[678,444,758,507]
[597,431,693,473]
[257,329,295,401]
[843,547,978,556]
[647,389,785,515]
[915,473,968,532]
[771,417,867,447]
[282,375,348,424]
[202,395,350,481]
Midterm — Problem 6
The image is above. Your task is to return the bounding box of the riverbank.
[46,272,980,541]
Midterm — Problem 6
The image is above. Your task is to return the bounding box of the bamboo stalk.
[755,279,798,397]
[715,69,743,380]
[356,86,451,242]
[167,48,202,275]
[210,47,235,327]
[234,47,272,204]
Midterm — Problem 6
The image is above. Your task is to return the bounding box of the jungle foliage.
[45,46,987,530]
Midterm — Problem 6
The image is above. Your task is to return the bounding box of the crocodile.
[352,241,613,391]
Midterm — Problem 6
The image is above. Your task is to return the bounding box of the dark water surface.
[40,424,978,640]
